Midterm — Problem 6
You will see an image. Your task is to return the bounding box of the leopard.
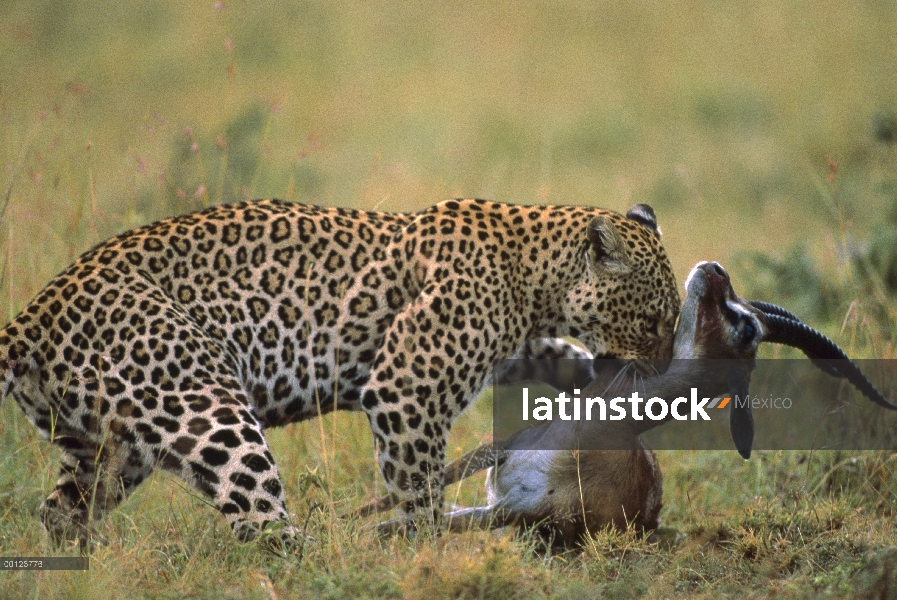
[0,198,679,546]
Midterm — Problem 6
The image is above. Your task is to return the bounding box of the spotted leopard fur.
[0,198,679,545]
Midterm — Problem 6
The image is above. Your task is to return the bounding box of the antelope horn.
[749,300,842,379]
[748,300,802,323]
[761,313,897,410]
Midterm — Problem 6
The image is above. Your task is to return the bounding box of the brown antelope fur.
[354,260,894,547]
[354,261,763,542]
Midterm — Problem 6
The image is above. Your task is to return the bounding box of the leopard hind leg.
[40,438,149,549]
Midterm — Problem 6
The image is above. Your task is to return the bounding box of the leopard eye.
[644,317,659,336]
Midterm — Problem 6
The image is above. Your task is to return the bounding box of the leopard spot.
[241,453,271,473]
[229,472,257,491]
[172,436,198,455]
[187,417,213,436]
[209,429,241,448]
[200,446,230,466]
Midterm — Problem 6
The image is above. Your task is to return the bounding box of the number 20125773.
[1,557,88,570]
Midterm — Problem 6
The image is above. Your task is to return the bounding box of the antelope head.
[674,261,895,458]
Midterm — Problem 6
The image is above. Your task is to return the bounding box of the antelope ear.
[587,217,631,274]
[730,404,754,460]
[727,369,754,460]
[626,204,662,239]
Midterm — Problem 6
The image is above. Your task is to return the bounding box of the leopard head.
[564,204,680,361]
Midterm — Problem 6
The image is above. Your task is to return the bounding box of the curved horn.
[749,300,802,323]
[750,300,845,379]
[763,313,897,410]
[749,300,843,379]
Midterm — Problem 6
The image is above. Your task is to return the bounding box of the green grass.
[4,403,897,599]
[2,0,897,597]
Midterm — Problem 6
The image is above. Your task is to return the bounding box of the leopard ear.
[587,216,631,274]
[626,204,662,239]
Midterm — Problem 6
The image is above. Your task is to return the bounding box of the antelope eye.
[743,321,757,343]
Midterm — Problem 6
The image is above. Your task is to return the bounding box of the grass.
[4,406,897,598]
[2,0,897,597]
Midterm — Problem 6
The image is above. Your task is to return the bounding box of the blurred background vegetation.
[2,0,896,349]
[2,2,897,597]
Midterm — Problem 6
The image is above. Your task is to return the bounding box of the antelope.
[352,261,893,546]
